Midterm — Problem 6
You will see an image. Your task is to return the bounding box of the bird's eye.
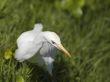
[51,40,55,44]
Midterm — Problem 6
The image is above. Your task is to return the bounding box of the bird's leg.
[49,74,54,82]
[49,75,57,82]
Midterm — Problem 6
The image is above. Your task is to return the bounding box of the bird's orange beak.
[57,44,71,57]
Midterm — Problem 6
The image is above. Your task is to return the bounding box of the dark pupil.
[51,40,55,44]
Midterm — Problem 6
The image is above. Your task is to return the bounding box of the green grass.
[0,0,110,82]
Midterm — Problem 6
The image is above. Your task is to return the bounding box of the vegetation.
[0,0,110,82]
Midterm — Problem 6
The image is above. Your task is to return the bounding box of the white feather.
[15,23,61,75]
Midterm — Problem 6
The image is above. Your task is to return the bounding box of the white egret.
[15,23,71,75]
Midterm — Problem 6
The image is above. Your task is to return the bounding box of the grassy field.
[0,0,110,82]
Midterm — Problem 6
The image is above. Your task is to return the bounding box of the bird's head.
[43,31,71,57]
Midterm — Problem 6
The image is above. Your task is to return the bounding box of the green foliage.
[16,75,24,82]
[4,49,13,60]
[55,0,85,17]
[0,0,110,82]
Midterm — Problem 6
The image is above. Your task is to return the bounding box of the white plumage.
[15,23,71,75]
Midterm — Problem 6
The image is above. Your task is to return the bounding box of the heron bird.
[15,23,71,75]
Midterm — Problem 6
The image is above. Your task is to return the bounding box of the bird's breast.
[39,42,57,58]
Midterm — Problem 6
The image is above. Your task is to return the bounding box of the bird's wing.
[17,31,34,48]
[15,31,43,62]
[33,23,43,32]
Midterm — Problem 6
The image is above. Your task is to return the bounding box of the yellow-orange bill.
[57,44,71,57]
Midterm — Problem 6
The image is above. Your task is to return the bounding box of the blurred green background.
[0,0,110,82]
